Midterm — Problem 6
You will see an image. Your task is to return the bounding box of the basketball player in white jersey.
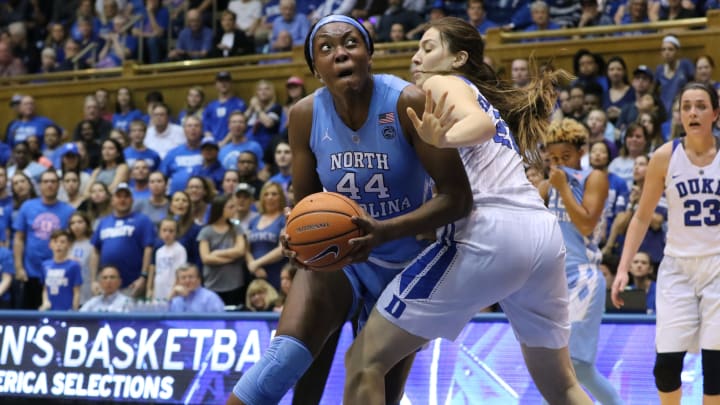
[612,82,720,404]
[343,17,593,405]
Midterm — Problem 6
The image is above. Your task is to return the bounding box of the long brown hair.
[426,17,572,165]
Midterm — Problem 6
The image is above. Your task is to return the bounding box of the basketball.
[286,192,364,272]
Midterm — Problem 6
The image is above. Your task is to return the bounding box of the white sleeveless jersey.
[461,81,547,211]
[664,138,720,257]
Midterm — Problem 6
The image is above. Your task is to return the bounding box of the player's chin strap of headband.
[308,15,371,64]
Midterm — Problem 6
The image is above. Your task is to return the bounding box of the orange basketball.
[286,192,364,272]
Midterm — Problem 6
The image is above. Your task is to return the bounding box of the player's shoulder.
[289,93,316,119]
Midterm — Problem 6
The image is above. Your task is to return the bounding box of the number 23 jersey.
[664,138,720,257]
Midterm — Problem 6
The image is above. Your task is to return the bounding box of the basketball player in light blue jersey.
[612,82,720,404]
[227,15,472,405]
[345,17,593,405]
[540,118,623,404]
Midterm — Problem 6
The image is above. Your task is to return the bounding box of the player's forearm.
[381,192,470,243]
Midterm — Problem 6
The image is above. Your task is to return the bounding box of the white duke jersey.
[664,138,720,257]
[460,79,547,211]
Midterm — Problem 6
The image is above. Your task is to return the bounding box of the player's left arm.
[558,169,609,236]
[366,84,473,243]
[414,75,496,148]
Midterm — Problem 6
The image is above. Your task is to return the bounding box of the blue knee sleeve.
[232,335,314,405]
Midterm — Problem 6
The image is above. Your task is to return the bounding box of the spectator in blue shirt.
[0,246,14,309]
[168,263,225,312]
[97,14,139,68]
[160,116,204,195]
[523,1,564,41]
[168,9,213,61]
[655,35,695,115]
[6,95,55,147]
[112,88,143,134]
[13,170,75,310]
[203,71,247,141]
[91,182,156,297]
[466,0,499,34]
[131,0,169,64]
[269,0,310,48]
[191,138,225,191]
[39,230,82,311]
[124,120,162,171]
[219,111,264,170]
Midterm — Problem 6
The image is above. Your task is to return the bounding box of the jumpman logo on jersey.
[322,129,333,142]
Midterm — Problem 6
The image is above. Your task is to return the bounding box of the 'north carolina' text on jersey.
[310,74,429,262]
[664,138,720,257]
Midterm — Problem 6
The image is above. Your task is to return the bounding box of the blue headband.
[308,15,371,64]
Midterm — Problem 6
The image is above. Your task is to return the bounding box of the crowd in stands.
[1,0,720,75]
[0,0,718,315]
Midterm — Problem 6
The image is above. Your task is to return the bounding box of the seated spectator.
[658,0,698,20]
[79,264,130,312]
[148,218,187,300]
[0,246,13,309]
[627,251,656,314]
[269,0,309,48]
[614,0,652,25]
[245,278,279,311]
[227,0,262,38]
[131,0,169,64]
[603,56,634,125]
[168,9,212,61]
[523,1,563,41]
[70,0,102,42]
[44,22,68,63]
[168,263,225,312]
[68,212,94,303]
[8,22,40,73]
[261,30,293,63]
[74,16,104,67]
[38,48,59,74]
[97,0,120,39]
[466,0,498,34]
[577,0,613,29]
[234,182,259,230]
[177,86,205,126]
[694,55,720,90]
[39,230,82,311]
[280,76,306,132]
[310,0,358,23]
[511,58,530,88]
[97,14,138,68]
[655,35,694,115]
[56,39,89,71]
[209,10,255,58]
[375,0,423,42]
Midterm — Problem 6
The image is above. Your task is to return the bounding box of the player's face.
[630,253,652,278]
[680,88,719,137]
[311,23,371,91]
[546,143,582,170]
[412,28,455,87]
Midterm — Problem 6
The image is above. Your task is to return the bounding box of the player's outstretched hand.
[610,271,629,309]
[406,89,456,148]
[346,214,388,263]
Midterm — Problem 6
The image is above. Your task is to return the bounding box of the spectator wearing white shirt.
[144,103,185,159]
[148,218,187,300]
[228,0,263,36]
[80,265,130,312]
